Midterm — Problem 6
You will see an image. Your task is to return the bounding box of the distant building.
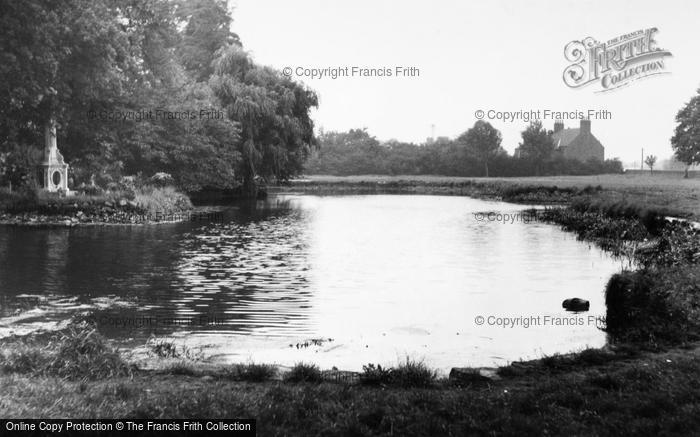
[552,119,604,161]
[514,119,605,161]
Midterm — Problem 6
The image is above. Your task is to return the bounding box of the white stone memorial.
[39,120,70,194]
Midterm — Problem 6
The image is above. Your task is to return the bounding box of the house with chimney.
[514,119,604,161]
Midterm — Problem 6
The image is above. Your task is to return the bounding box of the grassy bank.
[0,186,193,226]
[2,323,700,435]
[536,198,700,349]
[281,173,700,218]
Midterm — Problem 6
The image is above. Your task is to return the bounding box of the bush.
[0,322,132,379]
[1,183,194,220]
[48,324,131,379]
[0,185,39,212]
[360,363,393,386]
[0,346,46,374]
[387,358,437,388]
[227,363,278,382]
[149,340,181,359]
[284,363,323,383]
[149,172,174,187]
[359,360,438,387]
[539,202,651,257]
[134,185,193,214]
[77,184,104,196]
[605,269,699,346]
[567,197,674,236]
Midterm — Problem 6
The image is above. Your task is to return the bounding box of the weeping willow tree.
[210,46,318,197]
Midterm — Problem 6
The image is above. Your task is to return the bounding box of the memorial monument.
[39,120,70,194]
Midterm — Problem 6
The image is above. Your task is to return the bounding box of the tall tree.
[0,0,133,157]
[671,88,700,178]
[0,0,243,190]
[458,121,502,177]
[210,46,318,197]
[308,129,388,175]
[175,0,241,82]
[518,121,554,176]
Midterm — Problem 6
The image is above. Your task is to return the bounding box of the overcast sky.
[231,0,700,165]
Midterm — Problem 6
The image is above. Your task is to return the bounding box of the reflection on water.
[0,195,624,371]
[174,202,315,336]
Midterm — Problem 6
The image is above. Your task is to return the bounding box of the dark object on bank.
[449,367,500,385]
[562,298,590,312]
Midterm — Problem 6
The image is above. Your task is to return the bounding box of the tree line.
[306,122,624,177]
[0,0,317,197]
[2,0,700,195]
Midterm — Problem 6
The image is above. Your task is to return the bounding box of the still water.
[0,194,624,372]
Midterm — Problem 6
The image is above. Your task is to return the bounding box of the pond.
[0,194,625,372]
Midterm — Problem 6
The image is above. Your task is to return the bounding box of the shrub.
[149,172,174,187]
[227,363,278,382]
[605,269,699,346]
[134,185,193,215]
[0,346,47,374]
[360,363,393,386]
[149,340,181,359]
[359,360,439,387]
[389,358,437,388]
[569,198,670,236]
[0,322,131,379]
[78,184,104,196]
[47,323,132,379]
[147,339,202,361]
[284,363,323,383]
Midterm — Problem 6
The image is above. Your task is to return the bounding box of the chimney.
[580,118,591,135]
[553,120,564,133]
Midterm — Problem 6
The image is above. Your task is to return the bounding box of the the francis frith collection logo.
[563,28,672,92]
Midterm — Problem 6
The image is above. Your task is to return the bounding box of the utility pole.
[641,148,644,170]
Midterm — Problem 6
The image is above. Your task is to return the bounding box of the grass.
[359,363,393,386]
[149,339,181,358]
[604,267,700,347]
[147,339,202,361]
[133,185,193,215]
[0,322,131,379]
[0,186,137,214]
[359,359,438,387]
[2,320,700,435]
[160,361,198,376]
[284,363,323,383]
[0,185,193,223]
[535,195,700,348]
[225,363,278,382]
[1,346,700,435]
[497,347,631,378]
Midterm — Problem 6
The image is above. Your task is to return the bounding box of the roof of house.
[552,128,580,148]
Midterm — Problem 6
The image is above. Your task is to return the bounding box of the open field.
[299,172,700,187]
[287,173,700,218]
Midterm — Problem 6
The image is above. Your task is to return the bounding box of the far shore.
[0,207,224,228]
[276,173,700,218]
[0,186,217,227]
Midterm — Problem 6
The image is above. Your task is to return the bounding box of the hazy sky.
[231,0,700,165]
